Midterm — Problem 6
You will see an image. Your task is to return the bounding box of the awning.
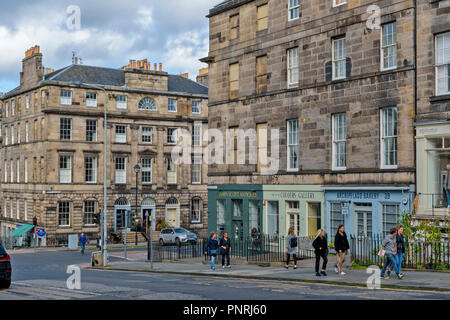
[10,224,34,237]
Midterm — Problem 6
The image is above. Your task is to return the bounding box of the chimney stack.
[159,63,162,72]
[180,73,189,78]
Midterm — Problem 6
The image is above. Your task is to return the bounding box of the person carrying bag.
[204,232,219,271]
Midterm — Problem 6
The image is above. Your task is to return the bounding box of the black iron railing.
[350,235,450,270]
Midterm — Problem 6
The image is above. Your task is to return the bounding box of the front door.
[115,209,128,231]
[165,208,179,228]
[142,207,155,231]
[354,204,373,237]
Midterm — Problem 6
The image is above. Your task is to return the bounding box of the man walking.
[79,233,87,255]
[388,225,405,277]
[380,228,404,279]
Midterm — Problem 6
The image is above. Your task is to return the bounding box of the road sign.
[37,229,46,237]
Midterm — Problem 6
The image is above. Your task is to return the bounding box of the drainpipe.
[413,0,418,208]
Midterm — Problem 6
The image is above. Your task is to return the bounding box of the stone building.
[415,0,450,223]
[205,0,418,240]
[0,46,209,245]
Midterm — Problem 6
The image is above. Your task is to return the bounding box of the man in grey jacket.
[380,227,404,279]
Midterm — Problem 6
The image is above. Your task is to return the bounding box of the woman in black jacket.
[334,225,350,275]
[219,232,232,268]
[312,229,328,276]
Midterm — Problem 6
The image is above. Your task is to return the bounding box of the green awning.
[10,224,34,237]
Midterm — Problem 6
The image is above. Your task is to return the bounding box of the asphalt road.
[1,249,449,300]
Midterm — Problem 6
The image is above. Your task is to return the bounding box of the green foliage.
[328,241,334,249]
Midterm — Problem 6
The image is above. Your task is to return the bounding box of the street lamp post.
[70,81,108,266]
[134,164,140,246]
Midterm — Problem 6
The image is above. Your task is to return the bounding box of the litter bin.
[91,251,104,267]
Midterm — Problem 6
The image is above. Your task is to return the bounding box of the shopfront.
[416,121,450,219]
[323,185,415,238]
[207,185,263,242]
[262,185,324,238]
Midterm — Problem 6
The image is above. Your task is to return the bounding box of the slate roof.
[2,64,208,97]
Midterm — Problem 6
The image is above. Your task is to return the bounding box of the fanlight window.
[141,198,156,206]
[138,97,157,111]
[166,197,178,205]
[114,197,130,206]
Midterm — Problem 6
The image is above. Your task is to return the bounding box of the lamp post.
[70,81,108,266]
[134,164,140,246]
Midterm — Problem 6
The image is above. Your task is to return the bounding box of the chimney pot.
[159,63,162,72]
[154,63,157,71]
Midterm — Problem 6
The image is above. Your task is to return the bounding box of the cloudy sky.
[0,0,222,93]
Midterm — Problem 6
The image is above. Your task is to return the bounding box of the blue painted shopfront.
[323,185,415,237]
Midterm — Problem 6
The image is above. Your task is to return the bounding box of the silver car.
[158,228,198,246]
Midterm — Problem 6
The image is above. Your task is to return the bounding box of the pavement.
[94,250,450,292]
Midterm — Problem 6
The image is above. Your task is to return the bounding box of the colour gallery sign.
[267,192,316,200]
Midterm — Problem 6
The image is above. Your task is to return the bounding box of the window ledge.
[430,94,450,103]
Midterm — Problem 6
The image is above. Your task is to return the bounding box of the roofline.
[1,78,208,101]
[207,0,255,18]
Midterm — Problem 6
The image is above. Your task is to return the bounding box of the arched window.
[114,197,130,206]
[191,197,202,223]
[141,197,155,206]
[138,97,157,111]
[166,197,178,206]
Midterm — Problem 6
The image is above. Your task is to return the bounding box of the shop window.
[249,200,260,236]
[382,204,398,235]
[330,203,344,236]
[267,201,279,241]
[232,199,243,218]
[308,203,321,237]
[426,137,450,209]
[217,199,226,235]
[286,201,300,236]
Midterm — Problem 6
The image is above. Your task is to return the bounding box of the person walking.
[79,233,87,255]
[312,229,328,276]
[284,228,298,269]
[204,232,219,270]
[380,227,404,279]
[388,225,405,276]
[220,232,232,268]
[334,225,350,275]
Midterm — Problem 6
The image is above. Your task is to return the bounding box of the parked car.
[0,243,11,289]
[159,228,198,246]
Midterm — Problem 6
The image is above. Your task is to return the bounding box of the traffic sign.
[37,229,46,237]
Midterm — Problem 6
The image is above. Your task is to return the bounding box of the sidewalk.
[93,257,450,292]
[7,243,148,254]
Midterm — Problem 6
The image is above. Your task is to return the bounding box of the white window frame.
[16,159,20,183]
[332,113,347,170]
[4,161,7,183]
[381,22,397,71]
[10,199,13,219]
[11,100,15,116]
[5,102,9,118]
[287,47,299,87]
[58,201,71,227]
[288,0,300,21]
[436,32,450,95]
[26,95,30,109]
[10,160,13,183]
[16,199,20,219]
[59,155,72,184]
[86,120,97,142]
[11,124,14,145]
[192,101,201,114]
[141,157,153,184]
[84,200,96,226]
[191,155,202,184]
[17,123,20,144]
[85,156,97,184]
[168,98,177,112]
[287,119,299,171]
[24,158,28,183]
[191,198,202,223]
[332,37,346,80]
[167,157,177,184]
[60,118,72,141]
[86,92,98,107]
[60,90,72,105]
[24,200,28,221]
[4,126,8,145]
[193,123,202,147]
[142,127,152,143]
[167,128,177,145]
[115,125,126,143]
[25,121,29,143]
[333,0,347,7]
[116,95,127,109]
[380,107,398,169]
[115,157,126,184]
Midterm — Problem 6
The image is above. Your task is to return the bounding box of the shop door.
[232,220,244,254]
[354,204,373,237]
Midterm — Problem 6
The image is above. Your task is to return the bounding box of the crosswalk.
[0,282,99,300]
